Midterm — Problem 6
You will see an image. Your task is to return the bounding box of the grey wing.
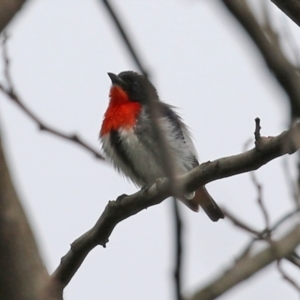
[160,103,199,170]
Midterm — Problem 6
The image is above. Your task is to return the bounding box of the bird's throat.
[100,86,141,136]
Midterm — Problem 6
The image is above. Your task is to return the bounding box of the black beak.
[107,72,125,86]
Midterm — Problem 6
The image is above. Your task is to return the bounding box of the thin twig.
[251,118,271,229]
[270,208,300,232]
[189,223,300,300]
[236,208,300,263]
[277,259,300,293]
[250,171,270,230]
[172,197,183,300]
[223,209,261,236]
[254,117,261,143]
[282,157,299,207]
[1,32,13,88]
[221,0,300,120]
[287,251,300,268]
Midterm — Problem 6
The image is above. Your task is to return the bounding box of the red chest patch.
[100,86,141,136]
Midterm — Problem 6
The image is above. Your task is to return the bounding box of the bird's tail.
[179,186,224,222]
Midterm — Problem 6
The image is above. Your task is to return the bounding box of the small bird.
[100,71,224,222]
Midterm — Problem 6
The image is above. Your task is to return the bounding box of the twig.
[282,157,299,207]
[172,197,183,300]
[250,170,270,231]
[51,123,300,288]
[251,118,271,229]
[235,208,300,263]
[1,33,13,88]
[0,36,104,160]
[271,208,300,233]
[221,0,300,120]
[223,209,260,236]
[253,173,269,228]
[287,251,300,268]
[189,223,300,300]
[277,259,300,293]
[254,117,261,143]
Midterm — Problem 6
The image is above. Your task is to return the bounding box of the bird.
[99,71,224,222]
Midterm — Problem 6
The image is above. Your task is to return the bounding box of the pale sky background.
[0,1,299,299]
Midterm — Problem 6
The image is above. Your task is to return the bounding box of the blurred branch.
[271,0,300,27]
[221,0,300,120]
[101,0,149,77]
[224,206,300,294]
[282,157,299,206]
[236,207,300,261]
[0,35,104,160]
[0,136,60,299]
[223,209,261,236]
[288,251,300,268]
[172,197,183,300]
[52,121,300,288]
[188,223,300,300]
[277,260,300,293]
[0,0,28,33]
[250,167,270,229]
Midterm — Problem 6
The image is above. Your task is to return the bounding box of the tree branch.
[188,223,300,300]
[52,121,300,288]
[0,0,28,33]
[221,0,300,119]
[271,0,300,27]
[0,136,61,299]
[277,260,300,293]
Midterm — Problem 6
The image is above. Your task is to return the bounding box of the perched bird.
[100,71,224,222]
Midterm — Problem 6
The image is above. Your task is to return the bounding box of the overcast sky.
[1,1,300,299]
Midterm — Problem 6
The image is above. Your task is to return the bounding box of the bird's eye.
[132,81,139,90]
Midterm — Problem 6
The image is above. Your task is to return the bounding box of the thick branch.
[52,122,300,288]
[0,137,60,300]
[271,0,300,27]
[221,0,300,119]
[0,0,28,33]
[188,223,300,300]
